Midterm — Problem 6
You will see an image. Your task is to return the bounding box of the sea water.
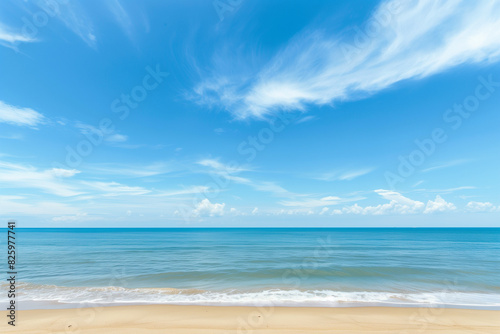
[1,228,499,309]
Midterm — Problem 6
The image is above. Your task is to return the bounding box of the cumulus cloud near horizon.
[330,189,456,215]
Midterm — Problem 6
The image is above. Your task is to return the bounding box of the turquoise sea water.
[1,228,499,309]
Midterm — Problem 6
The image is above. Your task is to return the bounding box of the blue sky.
[1,0,500,227]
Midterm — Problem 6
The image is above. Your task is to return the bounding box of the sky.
[0,0,499,227]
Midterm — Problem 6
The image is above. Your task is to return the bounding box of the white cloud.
[412,186,476,194]
[321,196,340,201]
[0,162,81,196]
[0,195,81,215]
[154,186,211,197]
[0,101,46,127]
[198,158,248,174]
[76,122,128,145]
[75,122,100,134]
[295,115,316,124]
[279,194,364,208]
[252,181,295,197]
[51,213,102,223]
[332,190,456,215]
[82,181,150,196]
[317,168,373,181]
[1,1,96,49]
[198,158,252,184]
[228,207,247,216]
[106,133,128,143]
[421,160,468,173]
[423,195,456,214]
[281,196,341,208]
[331,209,343,215]
[49,168,81,178]
[0,133,24,140]
[194,0,500,118]
[337,169,374,181]
[412,180,424,188]
[192,199,225,217]
[0,23,35,49]
[272,208,315,216]
[87,162,174,178]
[198,158,296,198]
[466,201,498,212]
[376,189,415,203]
[107,0,137,42]
[339,203,366,215]
[51,1,98,48]
[0,159,228,216]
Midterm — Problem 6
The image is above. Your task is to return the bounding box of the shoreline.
[7,282,500,311]
[12,300,500,311]
[2,304,499,333]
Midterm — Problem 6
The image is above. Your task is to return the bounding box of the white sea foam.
[2,283,499,309]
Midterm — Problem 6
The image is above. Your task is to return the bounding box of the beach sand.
[1,305,499,333]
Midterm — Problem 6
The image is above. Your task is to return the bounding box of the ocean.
[2,228,499,309]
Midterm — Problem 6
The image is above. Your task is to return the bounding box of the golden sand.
[1,305,499,333]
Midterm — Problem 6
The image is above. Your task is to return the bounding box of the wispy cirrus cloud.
[86,162,175,178]
[197,158,297,198]
[4,0,143,50]
[81,181,150,197]
[412,186,476,194]
[0,195,82,215]
[280,195,362,208]
[0,23,36,49]
[10,0,98,48]
[0,133,24,140]
[198,158,250,174]
[0,161,81,197]
[106,0,135,41]
[0,101,46,127]
[106,133,128,143]
[316,168,374,181]
[51,213,103,223]
[75,122,128,145]
[193,0,500,118]
[154,186,211,197]
[49,0,97,48]
[421,159,468,173]
[197,158,254,185]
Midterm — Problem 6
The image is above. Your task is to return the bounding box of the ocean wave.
[1,282,499,308]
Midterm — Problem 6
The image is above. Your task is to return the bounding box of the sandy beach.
[1,305,499,333]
